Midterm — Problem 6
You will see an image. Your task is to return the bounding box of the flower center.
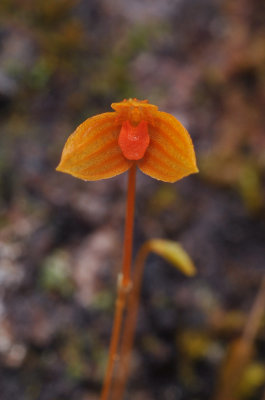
[118,120,150,160]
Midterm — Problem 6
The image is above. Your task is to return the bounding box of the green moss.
[39,250,74,298]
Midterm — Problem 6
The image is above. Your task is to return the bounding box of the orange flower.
[56,98,198,182]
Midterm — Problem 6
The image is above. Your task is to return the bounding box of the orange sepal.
[56,112,132,181]
[137,111,198,182]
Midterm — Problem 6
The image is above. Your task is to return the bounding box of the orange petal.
[138,111,198,182]
[56,112,132,180]
[118,120,150,160]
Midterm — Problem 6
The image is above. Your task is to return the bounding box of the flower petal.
[138,111,198,182]
[57,112,132,180]
[118,120,150,160]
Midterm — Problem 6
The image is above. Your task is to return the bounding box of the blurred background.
[0,1,265,399]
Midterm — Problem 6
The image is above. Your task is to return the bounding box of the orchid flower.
[56,98,198,182]
[57,98,198,400]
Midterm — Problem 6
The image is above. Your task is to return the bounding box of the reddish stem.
[112,243,150,400]
[121,163,137,287]
[100,164,136,400]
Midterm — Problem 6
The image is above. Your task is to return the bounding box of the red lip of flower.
[56,98,198,182]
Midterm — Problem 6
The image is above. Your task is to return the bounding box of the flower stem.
[121,163,137,288]
[111,243,150,400]
[100,164,136,400]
